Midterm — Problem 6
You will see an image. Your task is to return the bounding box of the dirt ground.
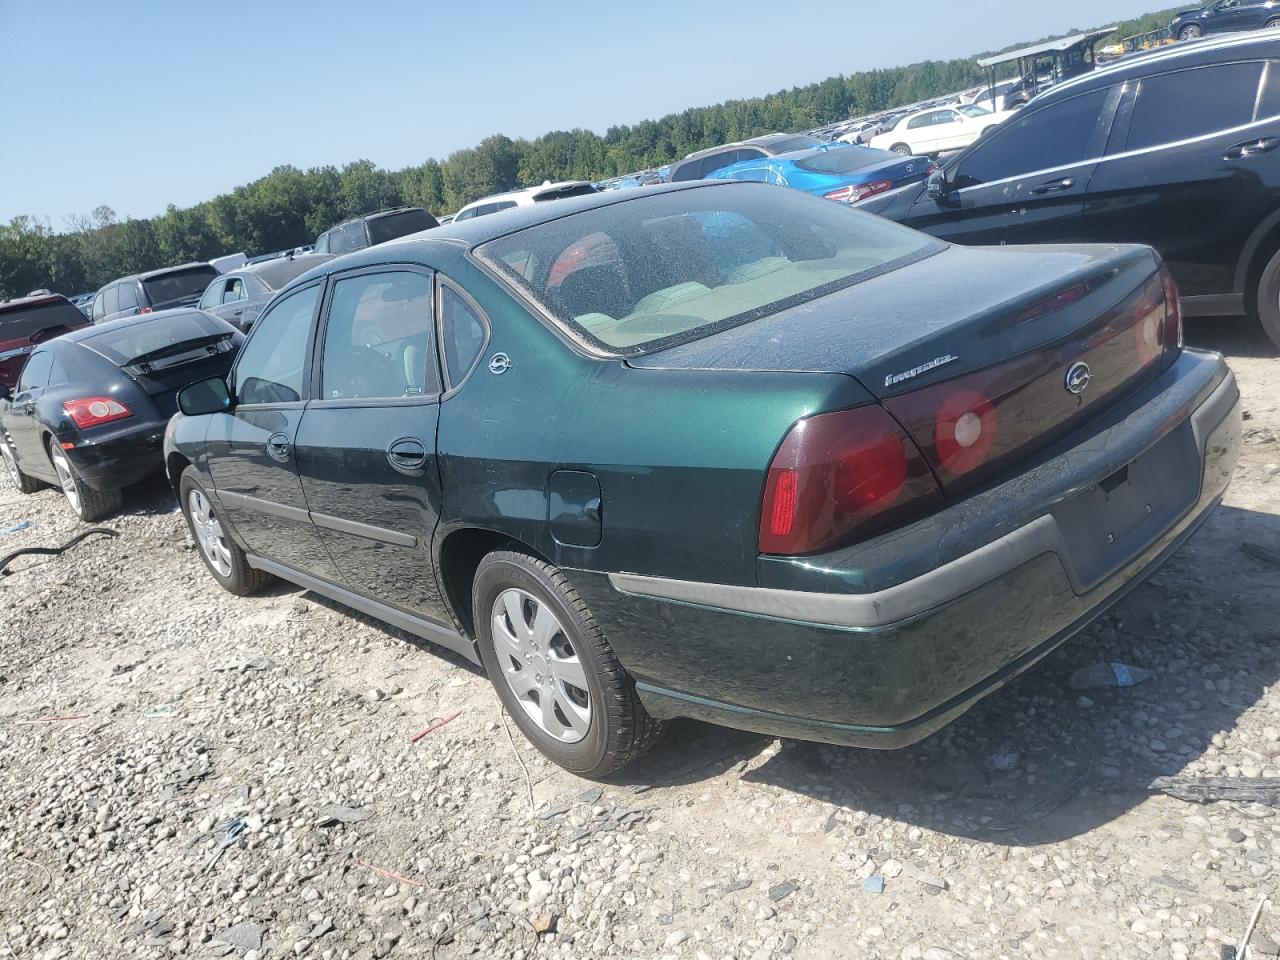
[1,317,1278,960]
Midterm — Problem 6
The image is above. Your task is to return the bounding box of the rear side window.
[15,350,52,392]
[0,300,85,339]
[342,221,367,251]
[101,285,120,316]
[439,283,487,386]
[198,280,227,310]
[117,283,139,310]
[1125,62,1265,151]
[366,209,438,244]
[951,89,1108,187]
[142,266,219,306]
[235,285,320,404]
[315,232,330,254]
[320,271,435,400]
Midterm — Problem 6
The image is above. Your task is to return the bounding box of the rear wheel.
[890,142,911,156]
[1253,246,1280,350]
[1178,24,1202,40]
[48,439,120,521]
[1,437,41,494]
[473,549,665,778]
[179,466,271,595]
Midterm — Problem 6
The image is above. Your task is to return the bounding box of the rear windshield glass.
[367,209,439,244]
[142,266,219,306]
[766,135,824,154]
[476,183,939,354]
[252,257,322,290]
[0,300,85,341]
[796,146,904,174]
[532,183,598,202]
[83,311,229,365]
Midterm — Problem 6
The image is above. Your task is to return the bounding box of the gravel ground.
[1,318,1278,960]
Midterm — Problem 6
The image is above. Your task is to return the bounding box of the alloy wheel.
[1180,25,1201,39]
[0,441,20,488]
[49,446,82,515]
[188,488,233,578]
[491,587,591,743]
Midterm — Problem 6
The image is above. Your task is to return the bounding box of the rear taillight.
[64,397,132,429]
[1014,283,1090,323]
[759,405,942,555]
[138,306,153,314]
[1158,263,1183,358]
[824,179,893,204]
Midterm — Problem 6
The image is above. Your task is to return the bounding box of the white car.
[869,105,1008,156]
[453,181,597,222]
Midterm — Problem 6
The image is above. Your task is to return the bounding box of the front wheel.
[1179,24,1202,40]
[1,437,41,494]
[1267,17,1280,29]
[473,549,665,778]
[890,142,911,156]
[1253,246,1280,350]
[48,439,121,521]
[179,466,271,595]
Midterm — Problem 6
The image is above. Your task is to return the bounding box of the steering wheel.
[333,345,398,398]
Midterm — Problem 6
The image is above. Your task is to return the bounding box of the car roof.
[236,253,333,277]
[1041,31,1280,102]
[112,262,217,284]
[61,308,208,343]
[457,181,596,211]
[0,293,74,312]
[679,133,809,162]
[324,206,429,231]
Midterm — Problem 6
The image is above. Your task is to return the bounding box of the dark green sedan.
[165,182,1241,777]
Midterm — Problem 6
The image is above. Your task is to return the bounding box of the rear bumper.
[575,348,1240,748]
[62,421,166,491]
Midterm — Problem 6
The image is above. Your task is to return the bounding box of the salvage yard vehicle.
[91,262,221,324]
[198,253,332,333]
[314,207,440,256]
[1171,0,1280,40]
[869,104,1006,156]
[859,31,1280,349]
[0,310,243,521]
[452,181,599,221]
[165,182,1240,778]
[0,293,89,392]
[666,134,827,182]
[706,142,936,204]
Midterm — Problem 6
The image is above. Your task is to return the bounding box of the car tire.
[179,466,272,596]
[1,437,41,494]
[1268,17,1280,29]
[473,548,666,778]
[1254,246,1280,350]
[890,143,911,156]
[1179,24,1201,40]
[47,438,121,521]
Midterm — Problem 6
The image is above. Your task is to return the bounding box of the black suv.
[314,207,440,256]
[1172,0,1280,41]
[860,32,1280,348]
[91,263,221,325]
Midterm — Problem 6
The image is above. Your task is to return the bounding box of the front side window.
[16,350,52,393]
[227,278,245,301]
[951,89,1108,188]
[315,232,330,254]
[234,284,320,405]
[327,229,347,254]
[198,281,226,310]
[320,271,435,400]
[907,112,936,130]
[101,285,120,316]
[1125,62,1264,151]
[341,221,367,251]
[439,282,487,386]
[477,183,939,353]
[117,282,139,310]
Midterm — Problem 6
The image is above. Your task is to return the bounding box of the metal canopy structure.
[977,27,1117,108]
[976,28,1118,68]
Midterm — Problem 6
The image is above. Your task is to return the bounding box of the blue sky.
[0,0,1165,225]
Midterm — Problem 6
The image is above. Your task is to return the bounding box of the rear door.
[905,112,941,152]
[931,109,969,150]
[204,280,343,581]
[900,86,1116,246]
[1082,60,1275,298]
[293,265,448,619]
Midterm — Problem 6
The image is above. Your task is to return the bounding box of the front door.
[902,86,1115,246]
[4,348,53,467]
[293,265,448,619]
[205,280,343,581]
[1083,60,1275,298]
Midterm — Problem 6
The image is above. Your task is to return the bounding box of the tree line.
[0,6,1183,300]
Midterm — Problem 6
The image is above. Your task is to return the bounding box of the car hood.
[627,242,1160,398]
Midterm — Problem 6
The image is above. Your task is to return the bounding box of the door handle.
[1030,177,1075,195]
[1224,137,1280,160]
[231,307,244,316]
[266,433,291,462]
[387,437,428,471]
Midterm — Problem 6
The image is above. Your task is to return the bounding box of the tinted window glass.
[907,112,936,130]
[342,222,367,250]
[16,351,52,392]
[699,151,744,178]
[321,271,435,400]
[327,229,347,254]
[142,266,219,306]
[84,311,233,365]
[315,232,330,254]
[796,146,904,174]
[102,285,120,315]
[227,278,245,301]
[952,89,1107,187]
[1126,62,1264,151]
[235,284,320,404]
[0,300,86,339]
[454,207,477,220]
[117,282,139,310]
[366,209,438,244]
[1256,61,1280,118]
[440,284,486,385]
[765,136,822,154]
[92,292,106,321]
[198,281,225,310]
[477,183,937,353]
[254,258,321,290]
[48,356,68,387]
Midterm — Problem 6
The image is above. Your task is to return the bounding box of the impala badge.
[1065,361,1091,395]
[884,353,958,388]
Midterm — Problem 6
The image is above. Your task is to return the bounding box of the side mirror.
[926,170,952,201]
[177,376,232,417]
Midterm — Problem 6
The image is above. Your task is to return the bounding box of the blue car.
[705,143,934,204]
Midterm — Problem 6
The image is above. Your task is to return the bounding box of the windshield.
[957,104,992,117]
[253,257,324,290]
[367,209,439,244]
[476,183,939,353]
[82,310,229,365]
[142,266,219,306]
[0,300,85,341]
[795,146,903,174]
